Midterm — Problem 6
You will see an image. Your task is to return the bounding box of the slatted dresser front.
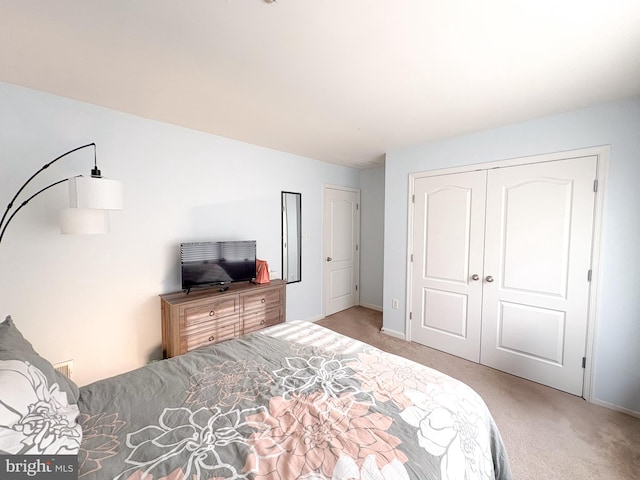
[160,279,286,358]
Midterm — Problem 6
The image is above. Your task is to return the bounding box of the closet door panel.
[500,177,572,297]
[410,171,486,362]
[480,156,597,396]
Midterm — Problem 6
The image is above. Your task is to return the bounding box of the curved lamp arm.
[0,177,75,245]
[0,143,120,246]
[0,143,97,230]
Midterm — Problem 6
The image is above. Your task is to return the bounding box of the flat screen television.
[180,240,256,292]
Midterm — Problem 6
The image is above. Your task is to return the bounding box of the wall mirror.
[282,191,302,283]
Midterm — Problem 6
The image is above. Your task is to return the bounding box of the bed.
[1,316,511,479]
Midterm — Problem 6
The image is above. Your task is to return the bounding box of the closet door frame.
[406,146,609,402]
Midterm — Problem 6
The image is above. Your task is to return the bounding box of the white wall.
[0,82,360,386]
[383,97,640,415]
[359,166,385,310]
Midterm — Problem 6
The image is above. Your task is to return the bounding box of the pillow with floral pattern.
[0,315,79,403]
[0,359,82,454]
[0,315,82,454]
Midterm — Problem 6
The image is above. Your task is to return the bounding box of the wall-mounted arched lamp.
[0,143,123,245]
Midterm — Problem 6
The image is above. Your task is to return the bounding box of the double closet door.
[410,156,597,396]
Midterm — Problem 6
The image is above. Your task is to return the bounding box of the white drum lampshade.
[0,143,125,245]
[68,176,124,210]
[60,176,123,234]
[60,208,110,234]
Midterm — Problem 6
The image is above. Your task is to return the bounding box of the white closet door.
[480,156,597,395]
[410,171,486,362]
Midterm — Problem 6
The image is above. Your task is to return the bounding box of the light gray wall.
[358,166,385,310]
[0,82,360,386]
[383,97,640,415]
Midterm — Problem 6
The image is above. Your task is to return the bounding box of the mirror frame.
[281,191,302,283]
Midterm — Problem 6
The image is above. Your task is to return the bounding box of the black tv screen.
[181,240,256,291]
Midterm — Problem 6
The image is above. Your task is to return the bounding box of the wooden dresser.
[160,279,286,358]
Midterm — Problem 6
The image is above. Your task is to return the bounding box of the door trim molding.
[406,145,610,402]
[584,147,609,404]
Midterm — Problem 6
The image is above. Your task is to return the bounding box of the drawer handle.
[208,335,215,342]
[261,298,266,304]
[260,320,265,325]
[209,310,215,316]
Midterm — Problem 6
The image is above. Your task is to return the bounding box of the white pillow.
[0,359,82,455]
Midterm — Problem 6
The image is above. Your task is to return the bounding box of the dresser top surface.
[160,279,285,305]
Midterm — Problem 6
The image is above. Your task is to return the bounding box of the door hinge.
[409,312,412,320]
[593,179,598,193]
[357,203,359,210]
[355,284,358,291]
[587,269,592,282]
[412,194,415,203]
[355,244,359,251]
[582,357,586,368]
[410,253,413,262]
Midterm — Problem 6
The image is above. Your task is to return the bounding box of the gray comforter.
[78,321,511,479]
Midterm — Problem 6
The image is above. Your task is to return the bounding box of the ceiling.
[1,1,639,169]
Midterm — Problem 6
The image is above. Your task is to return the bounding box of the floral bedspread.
[77,321,511,479]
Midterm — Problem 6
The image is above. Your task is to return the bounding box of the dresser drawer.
[182,296,238,328]
[243,307,283,334]
[241,288,282,312]
[182,317,241,352]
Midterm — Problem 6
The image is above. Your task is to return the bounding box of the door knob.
[471,274,480,281]
[326,257,332,262]
[486,276,494,283]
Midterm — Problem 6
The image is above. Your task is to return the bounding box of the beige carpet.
[316,306,640,480]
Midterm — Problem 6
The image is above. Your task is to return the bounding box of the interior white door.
[480,156,597,395]
[324,187,359,316]
[410,171,487,362]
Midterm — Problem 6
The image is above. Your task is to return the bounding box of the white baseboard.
[380,327,406,340]
[590,397,640,419]
[359,302,382,312]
